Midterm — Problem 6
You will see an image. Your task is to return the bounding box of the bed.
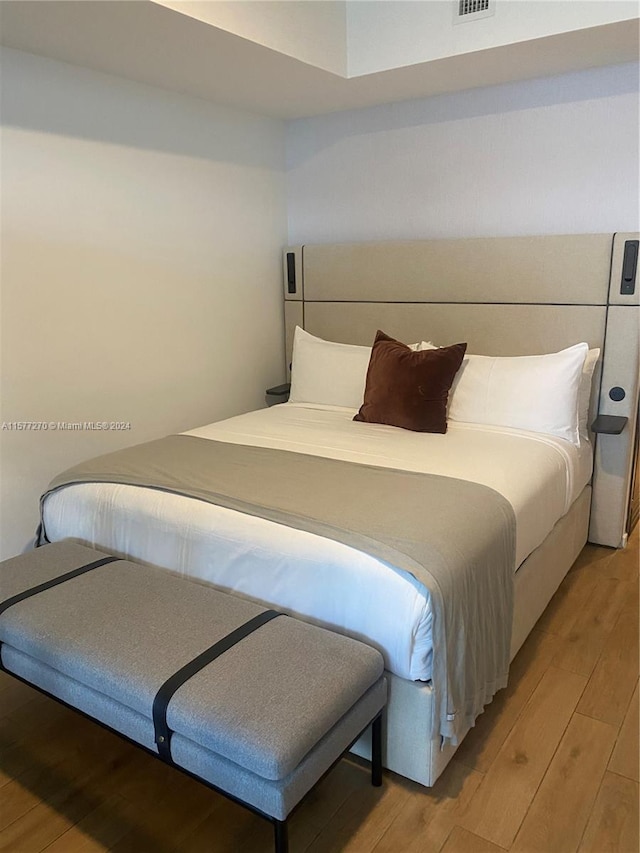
[38,232,639,786]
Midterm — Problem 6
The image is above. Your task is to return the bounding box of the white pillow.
[578,348,601,442]
[289,328,427,408]
[448,343,589,445]
[289,327,371,408]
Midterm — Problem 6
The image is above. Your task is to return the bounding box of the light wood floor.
[1,531,638,853]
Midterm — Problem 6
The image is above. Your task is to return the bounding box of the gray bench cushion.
[0,542,385,788]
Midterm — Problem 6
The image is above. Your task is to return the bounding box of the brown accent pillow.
[354,331,467,433]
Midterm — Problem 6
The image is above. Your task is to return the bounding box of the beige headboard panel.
[283,233,639,548]
[302,303,606,356]
[302,235,612,305]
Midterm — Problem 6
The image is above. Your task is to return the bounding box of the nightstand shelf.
[591,415,628,435]
[266,383,290,404]
[266,383,290,396]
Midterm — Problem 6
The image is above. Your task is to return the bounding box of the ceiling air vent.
[455,0,494,23]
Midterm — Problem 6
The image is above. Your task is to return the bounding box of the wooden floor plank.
[176,796,264,853]
[0,673,43,718]
[511,713,617,853]
[0,800,76,853]
[577,602,639,726]
[0,772,51,834]
[607,533,639,583]
[303,771,410,853]
[40,795,131,853]
[0,739,130,853]
[569,543,617,576]
[550,576,632,677]
[2,729,132,851]
[570,529,638,584]
[2,717,133,815]
[287,758,374,852]
[577,771,639,853]
[455,629,558,773]
[0,730,114,832]
[440,826,507,853]
[108,775,218,853]
[534,562,600,637]
[188,758,376,853]
[372,760,483,853]
[105,747,191,810]
[458,666,587,849]
[608,681,639,782]
[0,718,83,789]
[1,695,70,751]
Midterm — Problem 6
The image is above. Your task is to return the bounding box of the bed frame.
[282,232,639,785]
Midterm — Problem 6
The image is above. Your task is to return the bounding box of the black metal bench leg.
[371,713,383,787]
[274,818,289,853]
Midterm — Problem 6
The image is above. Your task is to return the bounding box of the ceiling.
[0,1,638,119]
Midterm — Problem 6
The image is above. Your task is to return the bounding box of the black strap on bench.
[152,609,282,762]
[0,555,120,619]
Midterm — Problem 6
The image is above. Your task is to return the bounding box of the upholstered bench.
[0,542,387,853]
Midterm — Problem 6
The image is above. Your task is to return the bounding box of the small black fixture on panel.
[286,252,296,295]
[620,240,638,295]
[609,386,626,402]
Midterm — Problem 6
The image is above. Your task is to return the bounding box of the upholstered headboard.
[282,233,639,549]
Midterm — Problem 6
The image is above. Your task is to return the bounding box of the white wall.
[157,0,348,75]
[287,62,639,244]
[0,48,287,559]
[347,1,638,76]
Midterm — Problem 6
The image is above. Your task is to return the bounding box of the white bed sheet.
[43,403,592,682]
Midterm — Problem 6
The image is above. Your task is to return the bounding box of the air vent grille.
[456,0,494,22]
[459,0,490,14]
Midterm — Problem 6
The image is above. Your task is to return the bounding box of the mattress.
[43,403,593,682]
